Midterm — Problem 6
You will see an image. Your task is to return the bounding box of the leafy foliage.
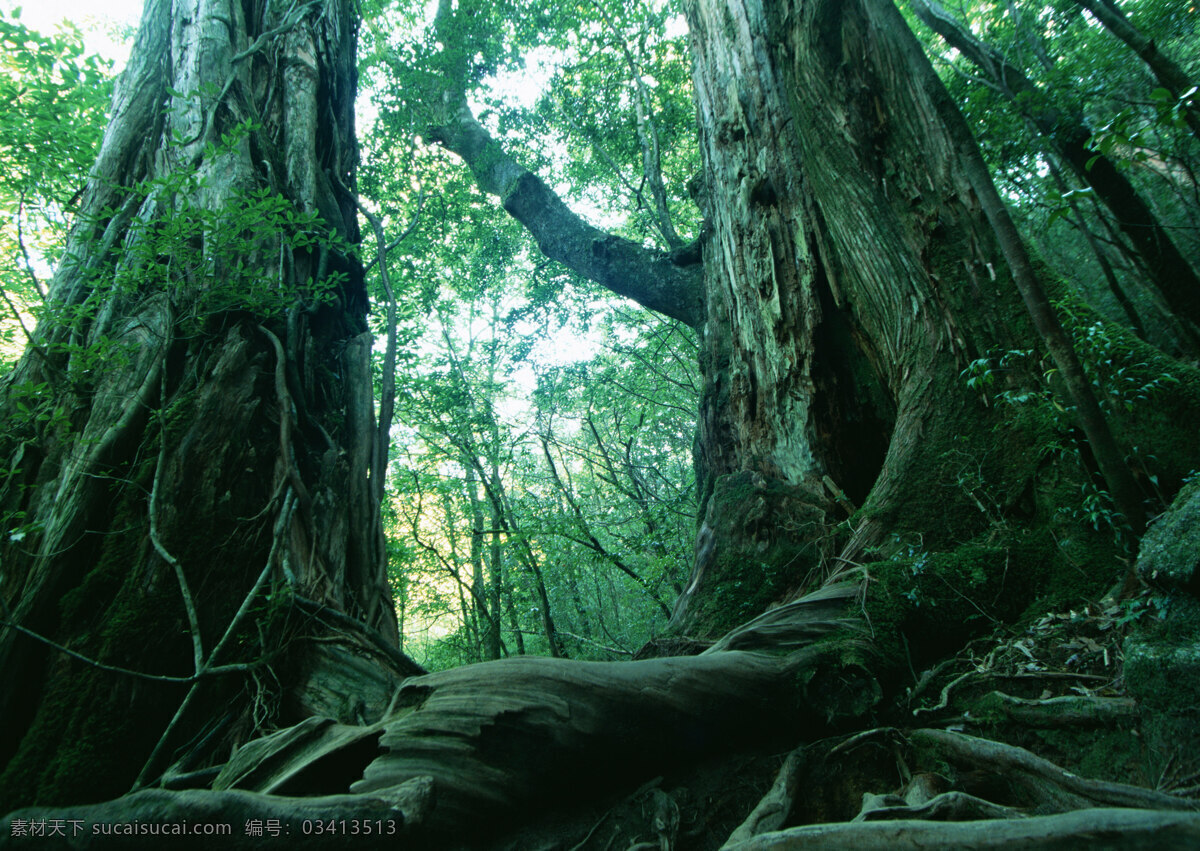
[0,9,113,363]
[5,0,1199,673]
[910,0,1200,349]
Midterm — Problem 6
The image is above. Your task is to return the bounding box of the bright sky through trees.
[0,0,140,67]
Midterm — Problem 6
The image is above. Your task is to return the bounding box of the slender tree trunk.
[0,0,404,807]
[1045,160,1146,336]
[540,436,672,617]
[911,0,1200,333]
[471,449,566,657]
[1072,0,1200,143]
[466,464,501,660]
[438,486,478,656]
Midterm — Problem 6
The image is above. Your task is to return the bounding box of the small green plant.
[1070,316,1179,415]
[4,510,43,544]
[959,310,1178,551]
[6,379,71,436]
[960,348,1033,395]
[1075,481,1126,535]
[1087,86,1199,172]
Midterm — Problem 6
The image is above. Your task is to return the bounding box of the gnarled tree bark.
[4,0,1200,849]
[0,0,412,808]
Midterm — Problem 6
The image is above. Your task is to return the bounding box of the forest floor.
[507,581,1200,850]
[901,583,1192,793]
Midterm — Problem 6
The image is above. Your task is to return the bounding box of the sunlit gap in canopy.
[0,0,138,67]
[451,9,691,376]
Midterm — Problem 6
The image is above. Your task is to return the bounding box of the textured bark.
[5,593,1198,849]
[407,0,1162,639]
[671,0,1050,630]
[0,582,871,848]
[4,1,1197,846]
[900,4,1146,533]
[0,0,408,808]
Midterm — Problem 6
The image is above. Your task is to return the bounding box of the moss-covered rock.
[1124,596,1200,712]
[862,525,1120,673]
[1122,590,1200,792]
[1137,480,1200,595]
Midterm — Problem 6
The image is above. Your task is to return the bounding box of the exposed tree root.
[910,728,1196,813]
[725,747,805,844]
[3,588,1195,850]
[722,808,1200,850]
[979,691,1138,728]
[726,727,1198,849]
[853,789,1025,821]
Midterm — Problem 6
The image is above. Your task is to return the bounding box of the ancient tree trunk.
[673,0,1057,632]
[4,1,1200,848]
[0,0,408,808]
[416,0,1172,637]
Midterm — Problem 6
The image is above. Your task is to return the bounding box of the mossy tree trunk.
[422,0,1181,641]
[0,0,410,809]
[672,0,1061,633]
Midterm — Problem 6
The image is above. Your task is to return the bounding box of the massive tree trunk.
[0,0,413,809]
[420,0,1120,637]
[674,0,1060,632]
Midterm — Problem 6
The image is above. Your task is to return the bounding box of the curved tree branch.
[418,0,704,327]
[427,104,704,327]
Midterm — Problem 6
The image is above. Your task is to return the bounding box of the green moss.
[160,387,199,449]
[1056,296,1200,495]
[1120,593,1200,795]
[703,556,782,635]
[0,456,193,808]
[790,642,882,724]
[1137,480,1200,593]
[0,610,184,808]
[1032,728,1146,787]
[685,471,829,637]
[864,365,1058,557]
[863,527,1119,673]
[1124,597,1200,714]
[965,691,1009,726]
[58,472,151,627]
